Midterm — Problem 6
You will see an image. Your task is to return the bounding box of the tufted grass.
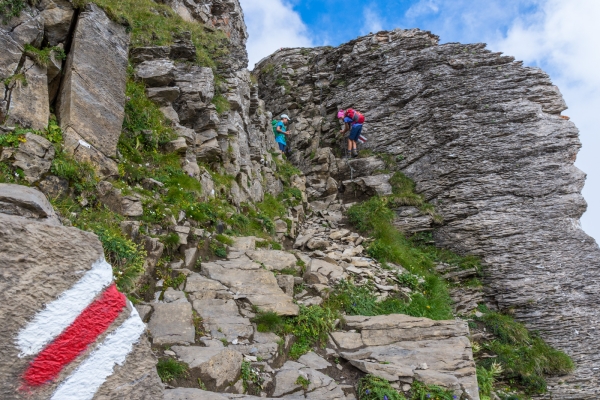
[475,307,575,395]
[156,358,189,382]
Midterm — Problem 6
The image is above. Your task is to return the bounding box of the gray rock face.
[0,183,60,225]
[11,132,55,183]
[335,315,478,399]
[148,302,195,345]
[256,29,600,397]
[172,347,242,391]
[97,181,144,217]
[57,3,129,160]
[0,185,162,399]
[201,260,299,316]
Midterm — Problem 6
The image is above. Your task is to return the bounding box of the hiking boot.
[351,150,359,158]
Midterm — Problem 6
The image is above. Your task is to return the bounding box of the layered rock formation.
[256,29,600,398]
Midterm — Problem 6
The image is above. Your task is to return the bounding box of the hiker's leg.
[278,142,286,154]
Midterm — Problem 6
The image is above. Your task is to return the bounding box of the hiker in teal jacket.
[275,114,290,154]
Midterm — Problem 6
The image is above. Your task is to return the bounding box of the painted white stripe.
[17,258,113,357]
[50,306,145,400]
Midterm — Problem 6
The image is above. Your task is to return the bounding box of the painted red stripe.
[22,284,126,387]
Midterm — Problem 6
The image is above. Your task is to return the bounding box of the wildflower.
[365,389,370,394]
[427,395,431,399]
[384,396,389,400]
[426,305,431,309]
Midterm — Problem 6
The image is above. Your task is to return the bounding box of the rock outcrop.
[0,184,163,399]
[256,29,600,398]
[57,3,129,178]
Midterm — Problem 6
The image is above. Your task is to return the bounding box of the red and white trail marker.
[16,258,145,400]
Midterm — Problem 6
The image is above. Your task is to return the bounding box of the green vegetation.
[477,362,503,400]
[24,44,66,66]
[410,381,456,400]
[0,0,29,23]
[475,307,575,395]
[252,311,284,333]
[212,93,231,115]
[156,358,189,382]
[252,305,338,359]
[358,375,404,400]
[357,375,460,400]
[240,361,263,394]
[328,278,452,321]
[72,0,228,68]
[295,375,310,390]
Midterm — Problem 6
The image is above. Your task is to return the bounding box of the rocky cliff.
[1,1,596,399]
[255,29,600,398]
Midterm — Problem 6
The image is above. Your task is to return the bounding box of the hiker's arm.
[340,123,350,134]
[277,126,285,133]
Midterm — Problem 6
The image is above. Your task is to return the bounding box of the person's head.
[337,109,346,120]
[281,114,290,123]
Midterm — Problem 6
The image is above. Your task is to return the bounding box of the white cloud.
[362,7,383,35]
[405,0,440,19]
[491,0,600,240]
[239,0,314,69]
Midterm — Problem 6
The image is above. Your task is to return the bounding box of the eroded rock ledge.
[255,29,600,398]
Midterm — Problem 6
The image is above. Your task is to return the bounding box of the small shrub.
[0,0,27,22]
[286,305,338,359]
[157,358,189,382]
[240,361,263,394]
[357,375,405,400]
[212,93,230,114]
[95,227,146,292]
[295,375,310,390]
[210,242,227,258]
[477,363,503,397]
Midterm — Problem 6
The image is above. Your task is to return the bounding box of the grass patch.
[357,375,404,400]
[253,305,339,359]
[328,279,452,321]
[410,381,456,400]
[24,44,66,66]
[211,93,230,115]
[252,310,284,333]
[215,233,234,246]
[475,307,575,395]
[156,358,189,382]
[295,375,310,390]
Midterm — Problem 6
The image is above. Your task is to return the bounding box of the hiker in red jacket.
[338,108,365,158]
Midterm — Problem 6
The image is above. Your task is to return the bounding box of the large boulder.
[333,314,479,399]
[57,3,129,163]
[201,260,299,316]
[0,185,163,399]
[0,183,60,225]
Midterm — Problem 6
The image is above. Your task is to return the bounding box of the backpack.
[271,120,278,136]
[346,109,365,124]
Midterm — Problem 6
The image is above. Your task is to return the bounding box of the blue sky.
[240,0,600,243]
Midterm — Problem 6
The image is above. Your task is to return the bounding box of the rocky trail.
[1,0,598,399]
[142,198,480,400]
